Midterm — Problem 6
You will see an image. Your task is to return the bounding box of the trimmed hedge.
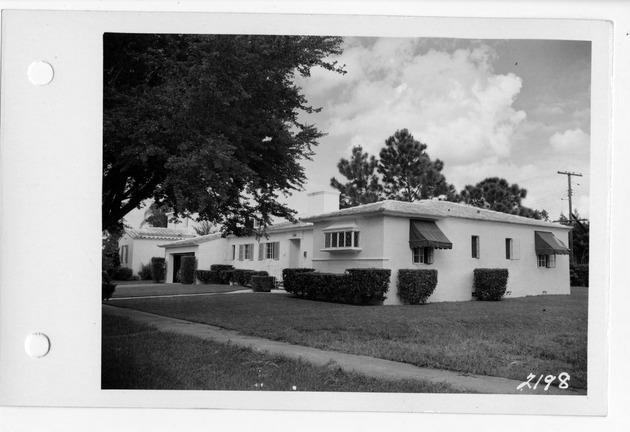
[473,268,509,301]
[151,257,166,283]
[195,270,221,284]
[282,268,316,295]
[222,270,236,284]
[232,269,269,287]
[180,256,197,284]
[138,263,153,280]
[570,264,589,287]
[345,268,390,304]
[290,268,391,305]
[102,271,116,301]
[398,269,438,305]
[210,264,235,284]
[294,272,348,301]
[251,276,275,292]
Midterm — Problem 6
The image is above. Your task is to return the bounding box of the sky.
[287,37,591,222]
[124,37,591,229]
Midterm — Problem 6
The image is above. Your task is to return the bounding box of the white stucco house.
[159,191,572,305]
[118,227,196,275]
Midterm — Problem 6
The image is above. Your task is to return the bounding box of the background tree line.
[330,128,548,221]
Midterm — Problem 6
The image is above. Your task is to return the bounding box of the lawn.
[111,287,588,390]
[109,283,243,299]
[102,314,466,393]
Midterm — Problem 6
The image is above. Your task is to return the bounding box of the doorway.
[288,238,301,268]
[172,252,195,283]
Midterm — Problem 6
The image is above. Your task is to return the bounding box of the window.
[324,230,360,249]
[412,247,434,264]
[538,254,556,268]
[259,241,280,260]
[471,235,480,259]
[505,238,520,260]
[120,245,128,264]
[238,244,254,261]
[231,245,236,261]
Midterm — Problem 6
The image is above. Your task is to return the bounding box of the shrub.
[138,263,153,280]
[473,268,509,301]
[398,269,438,305]
[102,271,116,301]
[232,269,269,287]
[210,264,235,284]
[180,256,197,284]
[294,272,349,301]
[222,270,236,284]
[111,266,133,281]
[251,276,275,292]
[195,270,221,284]
[345,268,390,304]
[282,268,316,295]
[151,257,166,283]
[291,268,391,305]
[570,264,589,287]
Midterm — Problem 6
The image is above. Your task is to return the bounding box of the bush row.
[282,268,316,296]
[472,268,509,301]
[289,268,391,305]
[570,263,589,287]
[210,264,235,284]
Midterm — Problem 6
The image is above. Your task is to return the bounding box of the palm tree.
[140,203,169,227]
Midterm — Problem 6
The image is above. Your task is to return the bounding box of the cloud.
[549,128,590,152]
[306,40,527,166]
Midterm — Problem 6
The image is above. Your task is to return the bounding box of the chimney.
[306,190,340,216]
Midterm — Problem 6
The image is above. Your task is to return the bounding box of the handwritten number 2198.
[517,372,570,391]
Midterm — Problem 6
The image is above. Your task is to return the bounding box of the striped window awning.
[409,220,453,249]
[535,231,570,255]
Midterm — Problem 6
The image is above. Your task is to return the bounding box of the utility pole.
[557,171,583,263]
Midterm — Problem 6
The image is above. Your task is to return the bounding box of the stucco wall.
[128,239,170,275]
[311,216,388,274]
[383,215,571,305]
[227,229,313,281]
[163,245,198,283]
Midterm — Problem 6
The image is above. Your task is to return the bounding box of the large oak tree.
[103,33,345,235]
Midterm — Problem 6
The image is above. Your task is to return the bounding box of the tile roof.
[159,221,314,248]
[125,227,197,240]
[301,200,571,230]
[159,232,224,248]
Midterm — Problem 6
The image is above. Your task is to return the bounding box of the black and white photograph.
[1,3,626,430]
[101,33,591,395]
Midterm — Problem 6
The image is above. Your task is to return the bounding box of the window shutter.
[274,242,280,260]
[238,245,244,261]
[259,243,264,261]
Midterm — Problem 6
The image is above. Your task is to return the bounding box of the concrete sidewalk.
[102,304,586,396]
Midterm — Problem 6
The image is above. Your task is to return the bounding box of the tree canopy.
[330,145,383,208]
[103,33,345,235]
[458,177,548,220]
[331,129,456,205]
[377,129,456,202]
